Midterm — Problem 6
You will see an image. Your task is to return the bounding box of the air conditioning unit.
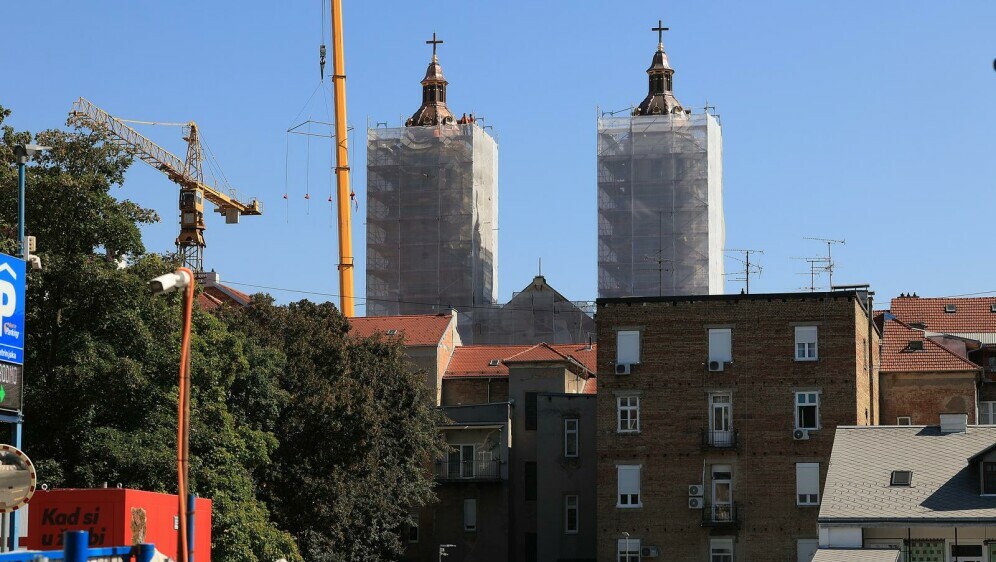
[615,363,632,375]
[793,428,811,441]
[708,360,725,372]
[688,484,704,497]
[641,546,660,558]
[688,497,704,509]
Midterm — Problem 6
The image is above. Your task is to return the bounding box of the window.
[890,470,912,486]
[564,495,579,533]
[980,402,996,425]
[617,465,641,507]
[617,330,640,365]
[709,393,733,447]
[447,444,476,478]
[795,392,820,430]
[407,513,419,543]
[617,538,640,562]
[564,419,579,457]
[795,326,818,361]
[525,462,537,501]
[525,533,537,562]
[984,462,996,495]
[617,396,640,433]
[710,539,734,562]
[525,392,538,430]
[708,329,732,363]
[796,462,820,505]
[897,416,912,425]
[463,498,477,531]
[796,539,818,562]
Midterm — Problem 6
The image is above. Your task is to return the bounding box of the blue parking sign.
[0,254,26,365]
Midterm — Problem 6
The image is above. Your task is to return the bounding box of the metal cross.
[426,32,443,57]
[652,20,669,43]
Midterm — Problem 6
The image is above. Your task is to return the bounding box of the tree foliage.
[1,105,443,561]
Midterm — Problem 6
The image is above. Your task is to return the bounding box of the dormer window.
[890,470,912,487]
[945,304,957,313]
[386,329,398,336]
[990,303,996,313]
[488,359,500,367]
[984,463,996,495]
[905,340,924,352]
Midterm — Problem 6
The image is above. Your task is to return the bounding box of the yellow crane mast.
[69,97,262,272]
[330,0,355,317]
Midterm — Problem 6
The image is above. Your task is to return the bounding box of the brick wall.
[442,378,509,406]
[595,292,875,562]
[879,370,978,424]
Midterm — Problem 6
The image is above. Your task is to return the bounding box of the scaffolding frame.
[597,112,724,298]
[366,123,498,315]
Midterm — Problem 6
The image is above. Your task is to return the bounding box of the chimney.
[939,413,968,434]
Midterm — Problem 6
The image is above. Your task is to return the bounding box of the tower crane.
[68,97,262,272]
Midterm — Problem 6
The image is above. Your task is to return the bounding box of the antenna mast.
[724,249,763,294]
[804,237,845,288]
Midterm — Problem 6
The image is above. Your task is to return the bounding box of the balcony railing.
[701,503,740,527]
[434,459,503,482]
[702,429,738,449]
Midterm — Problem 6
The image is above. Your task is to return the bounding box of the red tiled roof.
[348,314,453,347]
[880,318,979,373]
[197,284,251,310]
[582,377,597,395]
[445,344,597,378]
[890,296,996,334]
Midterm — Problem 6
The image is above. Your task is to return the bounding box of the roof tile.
[880,318,978,373]
[349,314,453,347]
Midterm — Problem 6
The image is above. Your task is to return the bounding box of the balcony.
[701,503,741,528]
[434,459,503,482]
[701,429,738,450]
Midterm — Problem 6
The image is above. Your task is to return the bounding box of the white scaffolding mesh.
[366,123,498,315]
[597,112,725,298]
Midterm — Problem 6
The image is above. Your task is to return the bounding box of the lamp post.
[6,143,49,551]
[12,144,51,258]
[150,268,195,562]
[622,531,631,562]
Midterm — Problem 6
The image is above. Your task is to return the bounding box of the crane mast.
[69,97,262,272]
[330,0,356,317]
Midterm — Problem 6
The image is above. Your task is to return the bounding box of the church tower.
[597,21,725,298]
[366,34,499,316]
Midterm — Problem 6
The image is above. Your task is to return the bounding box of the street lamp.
[12,144,51,259]
[438,544,456,562]
[150,268,195,562]
[622,531,631,562]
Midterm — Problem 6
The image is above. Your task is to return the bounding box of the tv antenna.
[724,248,763,294]
[803,237,845,288]
[792,256,832,292]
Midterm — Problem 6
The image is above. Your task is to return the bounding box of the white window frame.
[617,465,642,508]
[617,396,640,433]
[617,538,641,562]
[710,538,734,562]
[897,416,912,426]
[463,498,477,531]
[708,328,733,363]
[564,495,579,534]
[795,391,820,430]
[980,401,996,425]
[564,418,579,458]
[617,330,641,365]
[795,326,818,361]
[796,462,820,506]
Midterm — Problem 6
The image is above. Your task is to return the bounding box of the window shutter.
[796,463,820,497]
[463,499,477,530]
[796,326,818,344]
[709,329,732,362]
[525,392,538,430]
[617,331,640,365]
[618,465,640,495]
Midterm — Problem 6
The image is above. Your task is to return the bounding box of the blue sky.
[5,1,995,312]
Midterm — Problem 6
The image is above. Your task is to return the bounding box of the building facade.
[366,41,498,316]
[819,418,996,561]
[597,26,724,299]
[596,290,879,562]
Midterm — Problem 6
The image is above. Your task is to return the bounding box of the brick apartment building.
[596,290,879,562]
[881,295,996,425]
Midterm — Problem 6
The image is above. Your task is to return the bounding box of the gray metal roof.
[820,426,996,524]
[811,549,900,562]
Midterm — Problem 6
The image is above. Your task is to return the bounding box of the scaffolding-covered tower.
[597,23,725,298]
[366,37,498,315]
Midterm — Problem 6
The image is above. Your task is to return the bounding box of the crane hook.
[320,44,327,81]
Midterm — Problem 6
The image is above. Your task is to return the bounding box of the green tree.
[0,106,299,562]
[224,298,445,562]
